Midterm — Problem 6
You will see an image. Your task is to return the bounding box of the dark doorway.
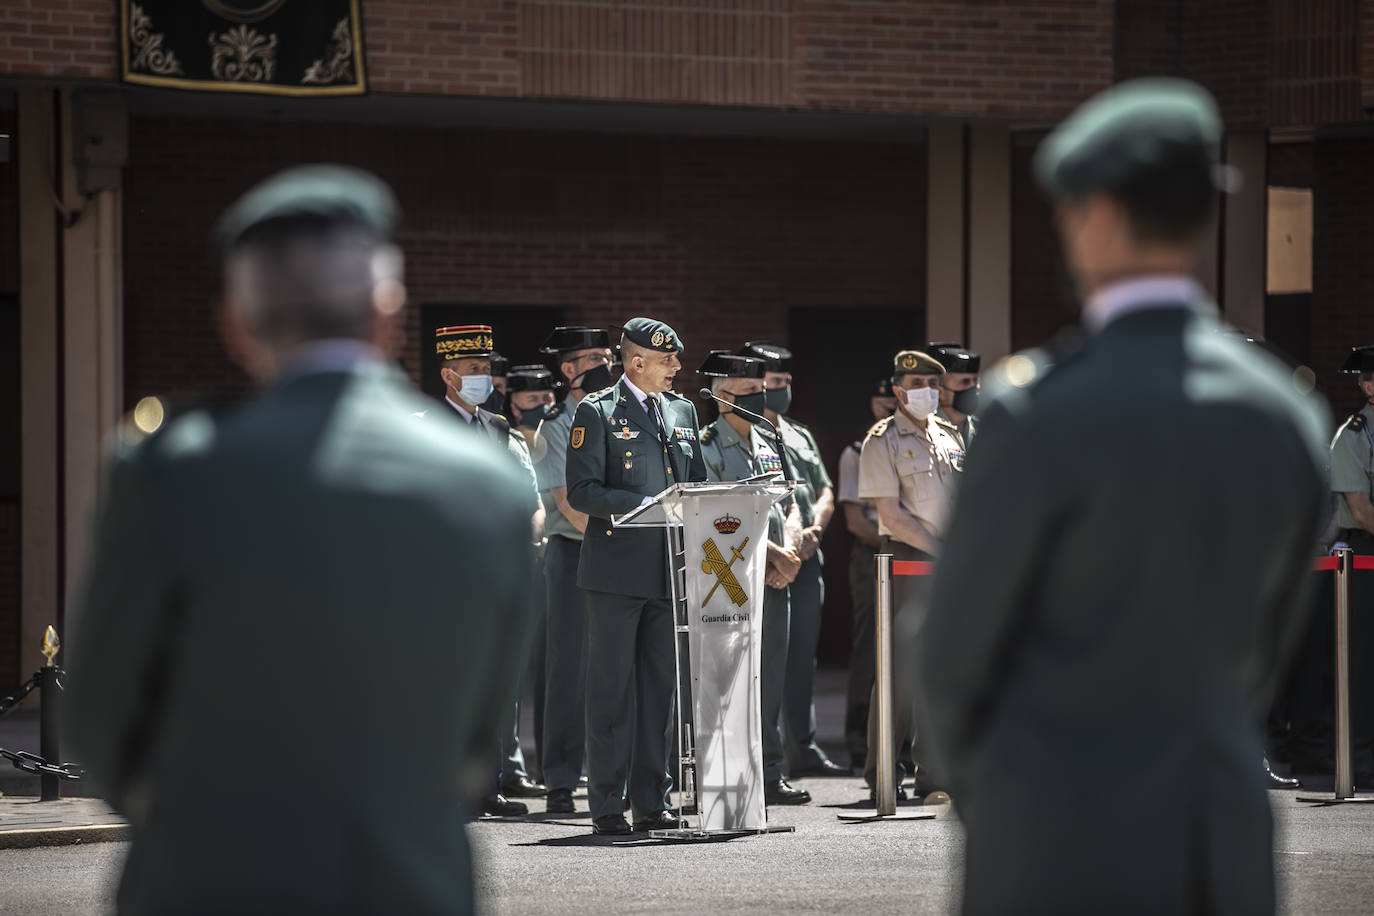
[418,303,567,401]
[788,305,923,666]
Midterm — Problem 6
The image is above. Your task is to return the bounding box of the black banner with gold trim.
[119,1,367,97]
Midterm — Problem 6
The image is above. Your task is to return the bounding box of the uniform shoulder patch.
[1351,413,1368,432]
[570,427,586,449]
[865,416,893,439]
[931,413,959,432]
[701,426,717,445]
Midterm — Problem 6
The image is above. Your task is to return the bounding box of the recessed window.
[1267,187,1313,294]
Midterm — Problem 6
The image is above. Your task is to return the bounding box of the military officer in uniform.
[65,165,541,914]
[1331,344,1374,783]
[698,351,812,805]
[485,351,511,415]
[925,342,981,443]
[432,326,547,812]
[533,326,614,815]
[505,364,558,436]
[566,317,708,835]
[916,79,1329,914]
[839,379,899,772]
[857,350,964,799]
[736,342,845,777]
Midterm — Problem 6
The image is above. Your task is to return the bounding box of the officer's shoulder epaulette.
[586,385,616,402]
[662,389,689,403]
[931,413,959,432]
[701,426,718,445]
[865,416,894,439]
[1351,413,1368,432]
[785,417,810,432]
[545,402,566,421]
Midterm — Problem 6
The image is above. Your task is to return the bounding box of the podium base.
[1296,794,1374,804]
[836,809,938,822]
[648,825,796,841]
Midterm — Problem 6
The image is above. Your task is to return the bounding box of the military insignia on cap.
[652,331,665,347]
[435,325,495,360]
[899,353,919,371]
[571,427,586,449]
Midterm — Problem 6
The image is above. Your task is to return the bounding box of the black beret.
[540,326,613,355]
[489,352,509,377]
[925,341,981,374]
[1034,78,1235,199]
[871,379,895,397]
[215,164,399,254]
[506,364,557,392]
[698,350,765,379]
[735,341,791,373]
[622,317,683,353]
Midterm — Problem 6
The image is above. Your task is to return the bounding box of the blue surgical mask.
[765,386,792,414]
[460,374,495,407]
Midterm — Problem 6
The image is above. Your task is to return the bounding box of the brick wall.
[123,116,925,404]
[1269,0,1364,128]
[2,0,1110,119]
[1312,137,1374,421]
[1010,132,1075,353]
[1364,0,1374,109]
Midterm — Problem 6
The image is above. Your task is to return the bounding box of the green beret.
[892,350,944,376]
[622,317,683,353]
[215,164,399,254]
[1034,78,1232,198]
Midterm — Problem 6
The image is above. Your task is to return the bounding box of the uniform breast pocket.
[677,443,695,463]
[620,447,649,487]
[897,451,936,500]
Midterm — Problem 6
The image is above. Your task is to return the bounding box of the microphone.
[698,387,793,483]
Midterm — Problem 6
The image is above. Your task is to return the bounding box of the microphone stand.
[699,387,793,483]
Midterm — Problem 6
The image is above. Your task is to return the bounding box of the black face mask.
[951,386,980,417]
[574,363,613,393]
[765,386,792,414]
[727,391,767,423]
[517,404,551,430]
[482,390,505,415]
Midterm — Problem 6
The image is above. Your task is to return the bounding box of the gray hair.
[224,225,402,347]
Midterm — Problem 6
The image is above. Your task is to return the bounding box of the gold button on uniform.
[606,530,613,536]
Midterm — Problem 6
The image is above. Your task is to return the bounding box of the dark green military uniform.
[916,80,1330,915]
[64,166,541,915]
[566,319,707,825]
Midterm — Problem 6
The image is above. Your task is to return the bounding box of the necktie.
[644,396,666,441]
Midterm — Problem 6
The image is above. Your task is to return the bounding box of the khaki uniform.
[856,407,964,791]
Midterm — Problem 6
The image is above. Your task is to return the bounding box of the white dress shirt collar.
[1083,274,1203,333]
[620,375,654,408]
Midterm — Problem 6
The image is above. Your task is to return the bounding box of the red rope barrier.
[1356,556,1374,571]
[1314,557,1340,571]
[892,560,934,577]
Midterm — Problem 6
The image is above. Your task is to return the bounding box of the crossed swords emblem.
[700,536,750,608]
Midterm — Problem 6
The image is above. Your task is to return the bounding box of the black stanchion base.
[648,825,796,841]
[836,810,938,822]
[1296,794,1374,805]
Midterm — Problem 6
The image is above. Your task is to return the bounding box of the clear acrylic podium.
[613,477,796,839]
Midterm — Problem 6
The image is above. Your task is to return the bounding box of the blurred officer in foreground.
[430,326,546,813]
[699,351,811,805]
[566,318,707,835]
[737,342,845,777]
[925,342,981,443]
[533,326,614,815]
[838,379,898,772]
[857,351,964,800]
[917,79,1329,915]
[1330,345,1374,784]
[65,165,540,915]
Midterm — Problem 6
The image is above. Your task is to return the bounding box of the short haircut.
[620,336,653,364]
[225,217,400,346]
[1111,165,1217,245]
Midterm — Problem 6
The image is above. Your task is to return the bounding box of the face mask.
[727,391,767,423]
[902,386,940,418]
[518,404,551,430]
[459,373,495,407]
[951,386,980,416]
[765,386,792,414]
[574,363,612,393]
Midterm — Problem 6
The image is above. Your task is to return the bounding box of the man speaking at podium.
[566,318,708,836]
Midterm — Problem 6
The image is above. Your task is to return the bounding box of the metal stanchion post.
[838,554,934,823]
[39,626,60,802]
[1299,548,1374,804]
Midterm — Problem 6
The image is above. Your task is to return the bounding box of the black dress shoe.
[1264,758,1301,790]
[633,811,689,832]
[546,788,576,814]
[502,775,547,797]
[592,814,632,836]
[483,794,528,816]
[790,758,849,777]
[868,786,909,801]
[764,779,812,805]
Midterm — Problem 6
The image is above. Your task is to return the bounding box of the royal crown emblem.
[713,514,741,534]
